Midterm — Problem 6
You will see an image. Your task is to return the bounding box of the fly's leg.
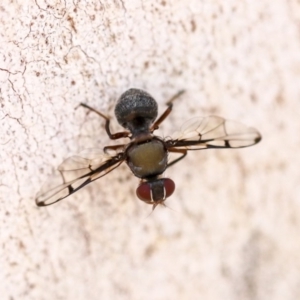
[79,103,130,140]
[103,144,126,154]
[150,90,185,132]
[167,148,187,168]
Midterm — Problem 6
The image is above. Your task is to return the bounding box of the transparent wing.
[36,149,124,206]
[166,116,261,150]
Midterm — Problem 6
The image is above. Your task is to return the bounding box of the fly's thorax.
[126,139,168,178]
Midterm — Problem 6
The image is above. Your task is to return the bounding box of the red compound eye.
[163,178,175,198]
[136,178,175,202]
[136,182,152,201]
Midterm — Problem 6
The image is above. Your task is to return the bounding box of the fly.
[36,88,261,209]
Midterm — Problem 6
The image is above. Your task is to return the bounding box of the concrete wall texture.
[1,1,299,299]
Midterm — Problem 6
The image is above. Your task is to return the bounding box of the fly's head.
[136,178,175,210]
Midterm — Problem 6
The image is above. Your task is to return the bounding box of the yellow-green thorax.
[126,139,168,178]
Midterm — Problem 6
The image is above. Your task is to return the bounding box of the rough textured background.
[1,1,300,299]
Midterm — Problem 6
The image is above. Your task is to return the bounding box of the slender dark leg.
[167,148,187,168]
[150,90,185,132]
[80,103,130,140]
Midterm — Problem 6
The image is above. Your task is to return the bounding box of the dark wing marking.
[36,152,124,206]
[166,116,261,150]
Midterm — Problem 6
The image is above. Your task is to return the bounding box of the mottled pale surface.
[1,1,300,299]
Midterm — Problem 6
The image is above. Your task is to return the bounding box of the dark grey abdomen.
[114,89,158,134]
